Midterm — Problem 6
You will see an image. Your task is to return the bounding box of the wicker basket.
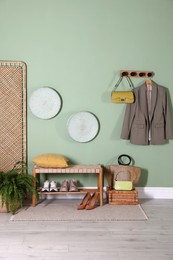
[105,164,141,189]
[107,188,138,205]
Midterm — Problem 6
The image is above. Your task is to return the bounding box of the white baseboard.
[44,187,173,200]
[136,187,173,199]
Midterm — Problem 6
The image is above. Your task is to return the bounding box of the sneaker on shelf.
[50,180,58,192]
[60,179,68,192]
[69,179,78,192]
[41,180,50,192]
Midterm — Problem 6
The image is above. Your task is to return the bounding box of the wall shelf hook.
[120,70,154,78]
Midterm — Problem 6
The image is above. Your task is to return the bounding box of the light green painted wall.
[1,0,173,187]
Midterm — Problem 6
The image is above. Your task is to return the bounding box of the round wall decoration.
[67,111,99,143]
[29,87,62,119]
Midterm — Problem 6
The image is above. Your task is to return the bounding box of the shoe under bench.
[32,164,103,207]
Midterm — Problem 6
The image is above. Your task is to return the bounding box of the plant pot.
[0,196,20,213]
[0,196,9,213]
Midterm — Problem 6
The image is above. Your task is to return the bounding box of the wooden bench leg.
[98,168,103,206]
[32,168,37,207]
[32,194,36,207]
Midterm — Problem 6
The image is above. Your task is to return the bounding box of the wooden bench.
[32,164,103,207]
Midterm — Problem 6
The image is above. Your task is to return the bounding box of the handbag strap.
[118,154,132,166]
[126,77,134,90]
[113,76,134,91]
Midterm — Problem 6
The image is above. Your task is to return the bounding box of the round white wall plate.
[67,111,99,142]
[29,87,62,119]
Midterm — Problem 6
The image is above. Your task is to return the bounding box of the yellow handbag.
[111,76,135,104]
[113,181,133,190]
[111,91,134,103]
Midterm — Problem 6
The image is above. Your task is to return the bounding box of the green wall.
[1,0,173,187]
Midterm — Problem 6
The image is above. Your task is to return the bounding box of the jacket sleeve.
[120,101,137,140]
[164,88,173,139]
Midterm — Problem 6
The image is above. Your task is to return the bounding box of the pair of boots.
[77,192,99,210]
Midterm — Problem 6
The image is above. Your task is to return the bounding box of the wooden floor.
[0,199,173,260]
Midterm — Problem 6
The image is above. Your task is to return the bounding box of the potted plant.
[0,163,37,214]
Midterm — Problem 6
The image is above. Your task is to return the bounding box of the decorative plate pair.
[29,87,99,143]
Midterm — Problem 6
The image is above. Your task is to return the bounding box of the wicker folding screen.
[0,61,27,172]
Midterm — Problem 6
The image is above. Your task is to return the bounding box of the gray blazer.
[121,81,173,145]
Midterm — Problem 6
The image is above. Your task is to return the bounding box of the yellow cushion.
[33,154,69,168]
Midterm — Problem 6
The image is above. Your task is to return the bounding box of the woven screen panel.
[0,61,27,172]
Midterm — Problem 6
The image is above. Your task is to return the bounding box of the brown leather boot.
[85,192,99,210]
[77,192,91,210]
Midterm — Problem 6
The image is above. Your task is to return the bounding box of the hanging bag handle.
[118,154,132,166]
[113,76,134,91]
